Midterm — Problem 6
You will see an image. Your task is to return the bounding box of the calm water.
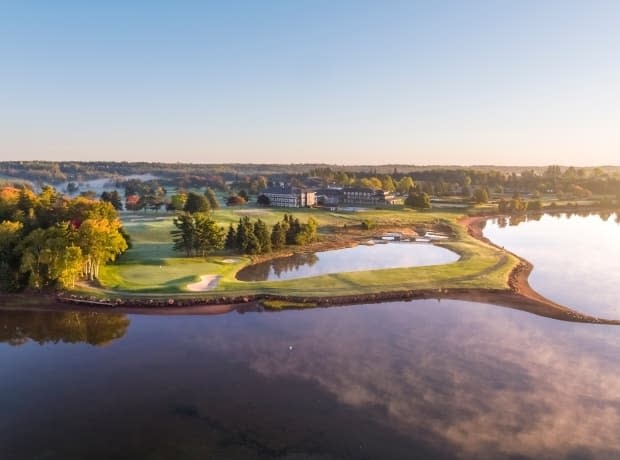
[483,212,620,319]
[1,301,619,460]
[237,243,459,281]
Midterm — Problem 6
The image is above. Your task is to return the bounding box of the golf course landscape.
[55,202,614,325]
[94,206,515,296]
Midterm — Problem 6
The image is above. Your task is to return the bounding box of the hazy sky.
[1,1,619,165]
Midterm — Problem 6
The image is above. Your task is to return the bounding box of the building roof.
[343,187,384,194]
[264,186,314,195]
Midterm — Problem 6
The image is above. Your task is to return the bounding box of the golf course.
[94,206,516,297]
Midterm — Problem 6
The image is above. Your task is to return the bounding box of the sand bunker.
[187,274,221,291]
[222,258,240,264]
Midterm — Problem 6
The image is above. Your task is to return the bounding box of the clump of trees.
[472,188,489,204]
[0,186,128,291]
[100,190,123,210]
[222,214,318,255]
[121,179,167,212]
[171,212,225,257]
[405,191,431,209]
[168,188,221,212]
[183,192,210,213]
[498,194,543,213]
[172,212,319,258]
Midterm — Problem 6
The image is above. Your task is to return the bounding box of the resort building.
[342,187,390,205]
[315,186,400,206]
[263,186,316,208]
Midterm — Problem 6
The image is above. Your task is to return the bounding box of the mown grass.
[96,206,518,297]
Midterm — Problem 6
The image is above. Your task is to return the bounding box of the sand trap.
[222,258,240,264]
[187,274,221,291]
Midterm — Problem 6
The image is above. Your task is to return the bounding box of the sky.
[1,0,619,166]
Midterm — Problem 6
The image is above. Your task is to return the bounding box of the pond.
[483,212,620,319]
[1,300,619,459]
[236,242,460,282]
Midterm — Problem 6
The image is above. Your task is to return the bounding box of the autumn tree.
[396,176,415,194]
[76,218,128,280]
[227,194,246,206]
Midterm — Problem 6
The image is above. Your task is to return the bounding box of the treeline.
[0,186,129,291]
[167,190,221,212]
[498,195,543,214]
[225,214,319,254]
[3,162,619,205]
[304,166,620,199]
[171,213,318,257]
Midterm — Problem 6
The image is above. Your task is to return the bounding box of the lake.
[1,300,619,460]
[483,212,620,319]
[2,212,620,459]
[237,242,459,282]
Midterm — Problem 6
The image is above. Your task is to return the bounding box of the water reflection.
[237,243,459,282]
[484,212,620,318]
[1,301,619,459]
[0,311,129,346]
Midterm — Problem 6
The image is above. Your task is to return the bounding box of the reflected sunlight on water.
[483,212,620,318]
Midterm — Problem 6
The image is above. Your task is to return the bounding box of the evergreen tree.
[270,222,286,250]
[244,231,261,255]
[235,216,254,253]
[171,212,197,256]
[194,213,225,257]
[286,217,301,245]
[254,219,271,253]
[224,224,237,250]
